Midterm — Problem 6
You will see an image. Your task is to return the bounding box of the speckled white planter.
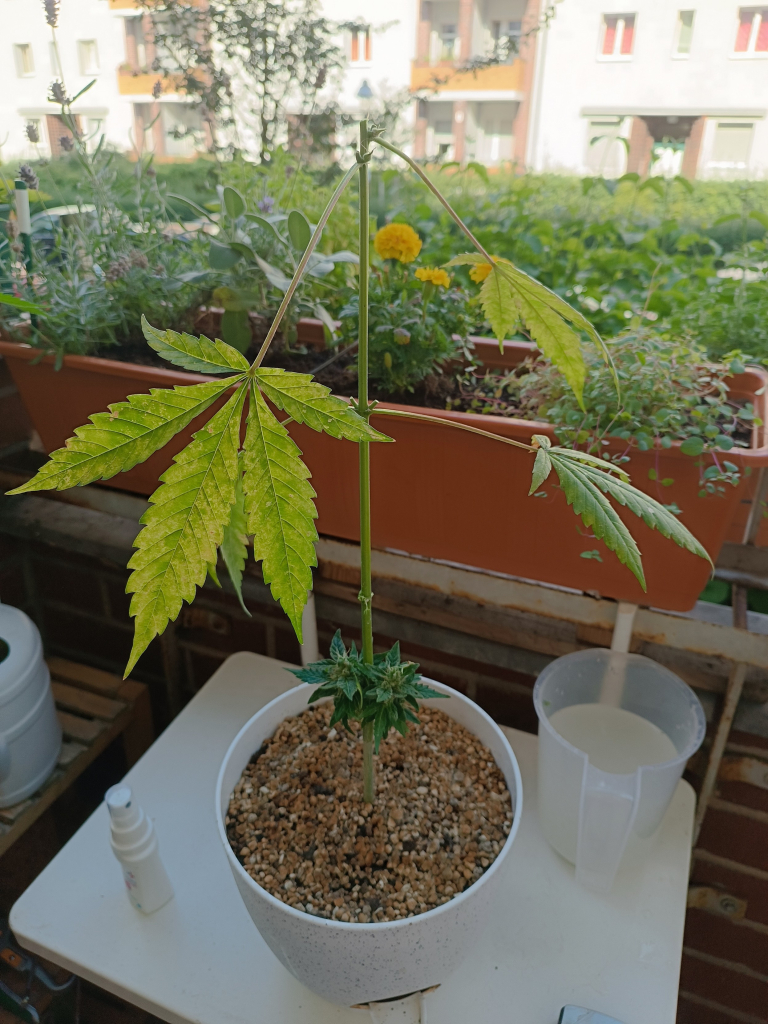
[215,679,523,1006]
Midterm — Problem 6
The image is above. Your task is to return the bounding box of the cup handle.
[0,735,10,782]
[575,763,640,893]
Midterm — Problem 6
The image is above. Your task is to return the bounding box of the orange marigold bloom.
[469,257,499,283]
[374,222,422,263]
[414,266,451,288]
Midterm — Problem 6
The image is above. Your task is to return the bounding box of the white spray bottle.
[106,784,174,914]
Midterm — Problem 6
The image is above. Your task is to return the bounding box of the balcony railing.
[411,61,525,94]
[117,69,173,95]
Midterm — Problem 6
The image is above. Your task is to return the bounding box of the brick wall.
[681,726,768,1023]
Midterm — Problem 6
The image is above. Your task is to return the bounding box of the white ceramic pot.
[215,680,523,1006]
[0,604,61,809]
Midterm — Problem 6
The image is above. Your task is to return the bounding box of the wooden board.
[0,659,152,858]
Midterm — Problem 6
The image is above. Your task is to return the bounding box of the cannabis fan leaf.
[253,367,392,442]
[218,452,250,616]
[8,378,242,494]
[125,384,248,675]
[243,382,320,642]
[530,435,712,590]
[141,316,250,375]
[445,253,619,408]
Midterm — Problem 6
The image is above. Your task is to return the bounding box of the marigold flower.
[374,222,422,263]
[414,266,450,288]
[469,256,499,283]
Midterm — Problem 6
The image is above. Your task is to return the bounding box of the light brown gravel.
[225,703,513,923]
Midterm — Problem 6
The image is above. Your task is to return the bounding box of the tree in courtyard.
[142,0,345,160]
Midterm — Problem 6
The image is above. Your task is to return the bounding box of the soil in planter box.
[226,703,513,924]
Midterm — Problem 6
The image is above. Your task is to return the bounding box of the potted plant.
[8,121,710,1003]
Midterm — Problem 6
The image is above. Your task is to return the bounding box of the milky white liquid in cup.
[548,704,678,773]
[540,703,679,862]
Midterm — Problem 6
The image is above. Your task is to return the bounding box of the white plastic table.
[10,652,695,1024]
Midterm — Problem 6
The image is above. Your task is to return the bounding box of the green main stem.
[358,120,376,805]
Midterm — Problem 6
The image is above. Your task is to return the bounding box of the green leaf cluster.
[292,631,446,751]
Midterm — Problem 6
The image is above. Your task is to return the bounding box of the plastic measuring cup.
[533,649,705,893]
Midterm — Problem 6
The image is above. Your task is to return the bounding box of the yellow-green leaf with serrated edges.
[479,268,520,347]
[8,378,241,495]
[549,452,646,589]
[495,261,603,350]
[253,367,392,442]
[494,260,618,400]
[507,282,586,409]
[244,383,318,641]
[553,453,712,568]
[124,383,248,675]
[220,453,250,616]
[142,316,250,375]
[528,448,552,495]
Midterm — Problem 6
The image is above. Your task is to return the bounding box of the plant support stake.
[358,120,376,804]
[14,179,36,330]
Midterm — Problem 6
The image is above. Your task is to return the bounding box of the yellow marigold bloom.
[374,222,422,263]
[469,256,499,283]
[414,267,451,288]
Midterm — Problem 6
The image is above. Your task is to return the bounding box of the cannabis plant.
[8,122,711,805]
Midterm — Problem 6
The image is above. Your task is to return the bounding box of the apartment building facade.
[407,0,768,177]
[2,0,204,164]
[532,0,768,178]
[2,0,133,162]
[3,0,768,178]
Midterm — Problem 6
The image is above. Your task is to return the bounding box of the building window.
[349,25,371,64]
[125,17,148,70]
[78,40,100,75]
[734,8,768,53]
[600,13,636,58]
[674,11,695,55]
[438,23,459,61]
[13,43,35,77]
[491,20,522,62]
[710,122,754,171]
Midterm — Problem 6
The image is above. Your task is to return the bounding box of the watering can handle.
[575,764,641,893]
[0,735,10,782]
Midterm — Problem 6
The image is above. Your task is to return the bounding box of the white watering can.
[0,604,61,808]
